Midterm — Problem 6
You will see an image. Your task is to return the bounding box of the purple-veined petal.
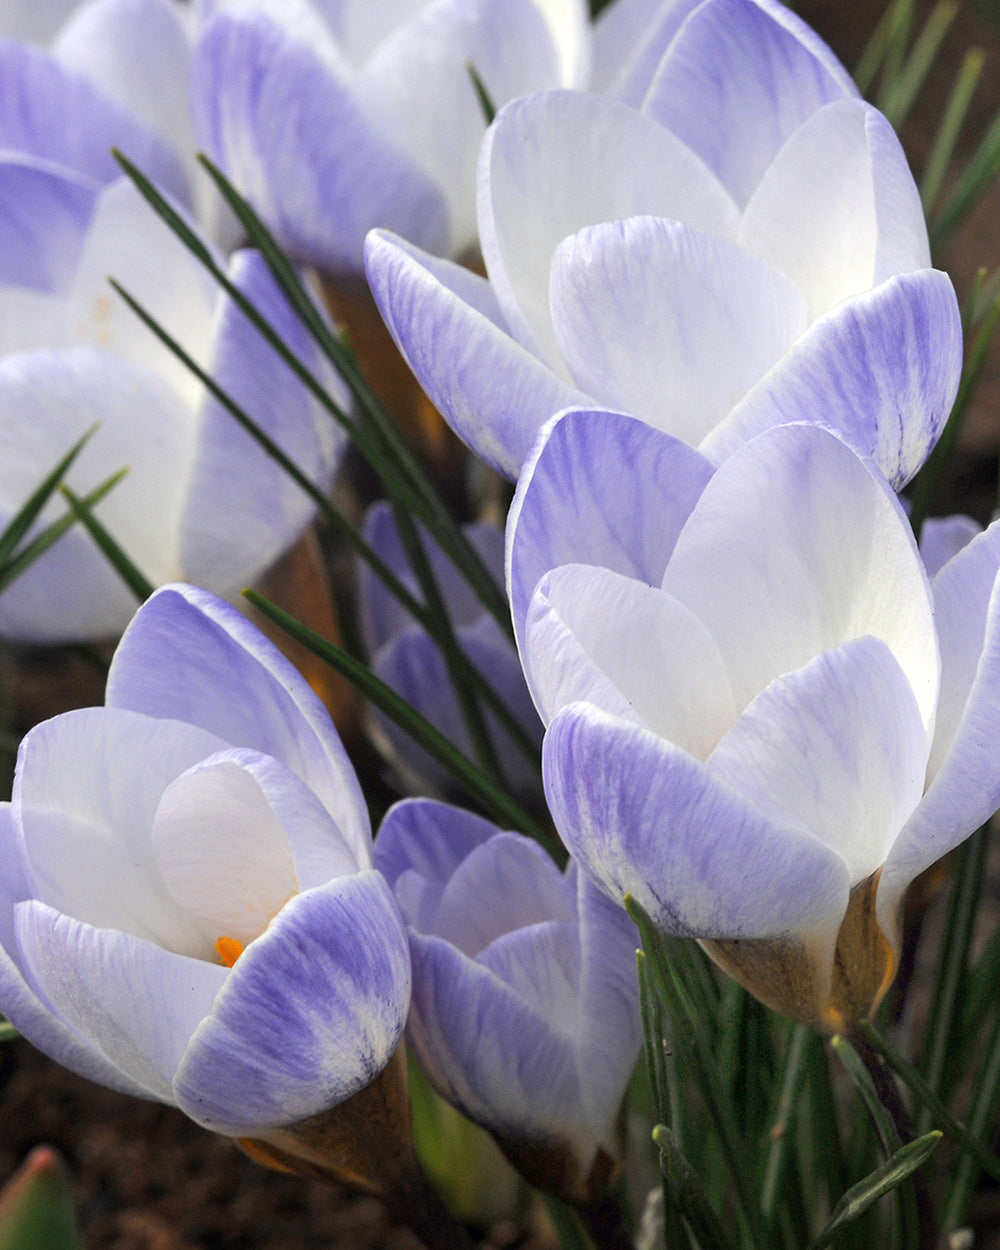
[707,637,927,883]
[0,348,193,642]
[365,229,587,476]
[479,89,739,363]
[738,100,929,318]
[573,869,641,1141]
[173,871,410,1133]
[701,269,962,490]
[406,930,583,1143]
[65,177,217,403]
[881,539,1000,925]
[0,155,96,294]
[550,215,809,441]
[524,564,738,756]
[54,0,196,161]
[180,248,346,592]
[14,900,226,1101]
[356,0,567,255]
[106,585,372,864]
[478,920,579,1031]
[642,0,857,206]
[192,11,448,271]
[543,701,850,941]
[662,424,939,726]
[0,804,153,1099]
[0,39,189,198]
[591,0,703,105]
[919,514,982,580]
[14,707,231,954]
[507,407,713,647]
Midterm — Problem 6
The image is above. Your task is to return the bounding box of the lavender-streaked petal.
[173,871,410,1133]
[479,88,740,363]
[106,586,372,863]
[663,424,939,725]
[739,100,929,319]
[180,249,346,592]
[0,155,96,293]
[591,0,703,105]
[550,215,809,442]
[14,900,226,1101]
[708,637,927,883]
[544,701,850,940]
[365,229,588,476]
[701,269,962,490]
[507,407,713,647]
[192,12,448,271]
[642,0,857,206]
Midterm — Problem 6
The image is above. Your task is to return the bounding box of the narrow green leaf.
[0,1018,19,1043]
[875,0,918,113]
[880,0,958,127]
[626,897,769,1249]
[653,1124,739,1250]
[0,1147,80,1250]
[0,471,127,595]
[940,1004,1000,1229]
[832,1036,902,1155]
[807,1133,942,1250]
[760,1023,811,1221]
[930,105,1000,250]
[0,427,98,567]
[857,1020,1000,1188]
[243,589,560,856]
[59,485,154,602]
[466,61,497,125]
[540,1196,592,1250]
[921,48,986,213]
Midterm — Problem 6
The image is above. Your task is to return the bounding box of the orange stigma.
[215,936,245,968]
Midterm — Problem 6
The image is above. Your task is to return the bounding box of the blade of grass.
[760,1023,811,1222]
[921,48,986,213]
[0,427,98,567]
[939,1003,1000,1229]
[653,1125,739,1250]
[244,589,558,855]
[876,0,918,112]
[59,486,154,602]
[881,0,958,127]
[930,106,1000,250]
[807,1134,942,1250]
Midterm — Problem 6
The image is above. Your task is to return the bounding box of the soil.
[2,2,1000,1247]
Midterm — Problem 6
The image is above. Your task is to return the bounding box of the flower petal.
[642,0,857,206]
[919,514,981,581]
[507,407,713,647]
[543,701,850,940]
[364,229,587,476]
[0,155,95,295]
[192,12,447,271]
[479,89,740,364]
[701,269,962,490]
[662,424,939,728]
[738,100,929,318]
[591,0,703,105]
[173,871,410,1132]
[180,248,347,591]
[550,215,809,442]
[106,585,372,864]
[708,637,927,883]
[14,900,226,1101]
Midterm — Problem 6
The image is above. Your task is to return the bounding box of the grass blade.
[59,486,154,603]
[0,427,98,567]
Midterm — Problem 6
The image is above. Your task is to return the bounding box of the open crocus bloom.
[366,0,960,484]
[0,585,411,1140]
[374,798,641,1204]
[0,0,203,217]
[359,501,542,802]
[0,160,347,643]
[192,0,590,273]
[508,409,1000,1032]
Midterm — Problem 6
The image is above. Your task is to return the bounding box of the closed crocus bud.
[366,0,960,485]
[374,798,642,1210]
[359,501,543,803]
[507,409,1000,1033]
[0,584,420,1197]
[191,0,590,274]
[0,161,347,643]
[0,0,201,217]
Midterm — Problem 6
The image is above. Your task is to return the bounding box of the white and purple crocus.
[507,408,1000,1031]
[0,584,411,1139]
[366,0,961,485]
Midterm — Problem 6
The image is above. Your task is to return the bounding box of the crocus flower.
[0,0,201,216]
[0,158,347,643]
[359,501,542,802]
[0,584,412,1167]
[374,797,641,1204]
[191,0,591,273]
[366,0,960,485]
[507,408,1000,1032]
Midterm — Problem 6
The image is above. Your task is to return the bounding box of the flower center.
[215,935,245,968]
